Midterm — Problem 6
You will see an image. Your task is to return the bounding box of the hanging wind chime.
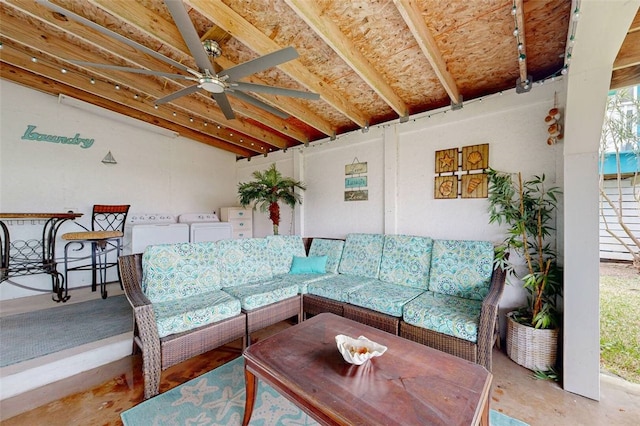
[545,92,564,145]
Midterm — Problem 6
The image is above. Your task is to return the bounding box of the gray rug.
[0,294,132,367]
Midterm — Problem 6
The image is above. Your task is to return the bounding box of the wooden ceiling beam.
[611,64,640,90]
[514,0,529,85]
[9,0,289,150]
[90,0,328,141]
[614,30,640,70]
[284,0,408,119]
[185,0,370,128]
[393,0,462,105]
[0,6,282,152]
[0,41,266,155]
[0,63,255,157]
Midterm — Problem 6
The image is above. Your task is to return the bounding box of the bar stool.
[62,204,130,298]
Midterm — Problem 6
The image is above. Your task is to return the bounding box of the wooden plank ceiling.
[0,1,635,159]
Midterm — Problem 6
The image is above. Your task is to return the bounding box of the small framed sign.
[344,190,368,201]
[345,176,367,188]
[345,162,367,175]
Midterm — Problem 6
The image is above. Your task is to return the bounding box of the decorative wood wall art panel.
[434,143,489,199]
[435,176,458,199]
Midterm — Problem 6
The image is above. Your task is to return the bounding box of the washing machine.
[126,213,190,254]
[178,213,232,243]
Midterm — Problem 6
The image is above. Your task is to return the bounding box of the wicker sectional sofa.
[302,233,507,372]
[118,235,339,399]
[119,233,506,399]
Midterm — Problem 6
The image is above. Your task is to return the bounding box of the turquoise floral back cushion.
[428,239,495,301]
[142,242,221,303]
[308,238,345,274]
[337,233,385,279]
[379,234,433,289]
[217,238,273,287]
[266,235,306,275]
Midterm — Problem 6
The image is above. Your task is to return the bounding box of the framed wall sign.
[345,162,367,175]
[345,176,367,188]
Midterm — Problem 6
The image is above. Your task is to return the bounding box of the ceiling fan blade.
[69,61,195,80]
[232,82,319,100]
[36,0,193,74]
[156,85,201,104]
[211,93,236,120]
[221,47,299,81]
[164,0,213,72]
[227,90,290,119]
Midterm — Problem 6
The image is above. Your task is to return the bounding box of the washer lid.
[178,213,220,223]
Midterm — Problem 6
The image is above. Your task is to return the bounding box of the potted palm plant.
[487,168,563,371]
[237,164,306,235]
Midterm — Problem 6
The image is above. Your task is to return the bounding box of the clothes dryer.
[178,213,232,243]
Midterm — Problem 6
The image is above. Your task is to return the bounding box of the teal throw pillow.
[289,255,327,274]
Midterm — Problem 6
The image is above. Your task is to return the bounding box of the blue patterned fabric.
[308,239,345,274]
[266,235,307,275]
[379,235,433,289]
[337,234,384,278]
[217,238,273,287]
[428,239,494,301]
[222,280,299,311]
[347,280,425,317]
[142,242,221,303]
[402,291,483,342]
[274,273,334,294]
[307,275,374,303]
[152,290,241,338]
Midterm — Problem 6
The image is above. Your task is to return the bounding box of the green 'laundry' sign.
[21,125,95,149]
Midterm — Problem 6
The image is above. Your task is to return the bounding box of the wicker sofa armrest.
[477,265,507,370]
[118,254,162,398]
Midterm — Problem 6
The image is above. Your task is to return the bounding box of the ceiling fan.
[37,0,319,120]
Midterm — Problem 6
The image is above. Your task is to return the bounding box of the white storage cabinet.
[219,207,253,239]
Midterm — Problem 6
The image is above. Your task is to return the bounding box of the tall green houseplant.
[237,164,306,235]
[487,168,563,329]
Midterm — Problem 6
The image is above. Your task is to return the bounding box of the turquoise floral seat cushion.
[347,281,424,317]
[402,291,483,343]
[217,238,273,287]
[428,239,494,301]
[337,233,384,279]
[275,273,333,294]
[308,238,345,274]
[222,280,299,311]
[379,235,433,290]
[152,290,241,338]
[266,235,306,275]
[142,242,221,303]
[307,275,374,303]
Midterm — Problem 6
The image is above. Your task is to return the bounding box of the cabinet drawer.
[233,229,252,239]
[230,219,251,229]
[226,208,251,220]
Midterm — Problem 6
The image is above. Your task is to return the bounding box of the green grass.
[600,266,640,384]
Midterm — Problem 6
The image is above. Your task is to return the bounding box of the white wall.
[262,81,565,317]
[0,80,238,299]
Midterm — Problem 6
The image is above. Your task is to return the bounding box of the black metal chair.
[62,205,130,298]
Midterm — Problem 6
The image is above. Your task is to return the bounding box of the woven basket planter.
[506,311,558,371]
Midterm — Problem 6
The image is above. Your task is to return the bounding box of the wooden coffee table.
[242,313,492,426]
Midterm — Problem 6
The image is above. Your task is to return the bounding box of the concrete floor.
[490,346,640,425]
[1,285,639,425]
